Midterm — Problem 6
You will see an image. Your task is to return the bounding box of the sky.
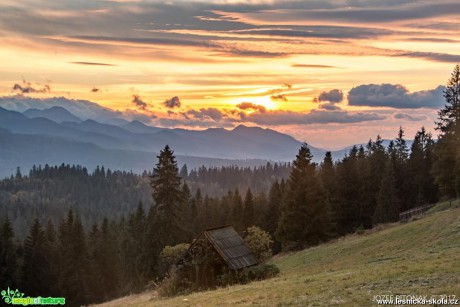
[0,0,459,149]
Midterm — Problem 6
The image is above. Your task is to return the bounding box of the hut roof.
[202,226,258,270]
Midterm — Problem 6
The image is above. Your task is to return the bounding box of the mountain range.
[0,104,396,178]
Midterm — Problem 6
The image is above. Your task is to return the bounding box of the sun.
[252,96,277,110]
[231,96,278,111]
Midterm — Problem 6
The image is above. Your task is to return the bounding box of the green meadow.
[98,202,460,306]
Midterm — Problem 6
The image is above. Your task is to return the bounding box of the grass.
[97,204,460,306]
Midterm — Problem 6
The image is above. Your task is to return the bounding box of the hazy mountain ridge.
[0,105,410,178]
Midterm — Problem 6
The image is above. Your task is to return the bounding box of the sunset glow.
[1,0,459,148]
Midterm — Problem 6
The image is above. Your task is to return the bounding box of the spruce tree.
[149,145,184,245]
[0,217,18,288]
[432,64,460,198]
[373,160,399,224]
[264,180,282,235]
[243,188,255,229]
[146,145,184,277]
[21,218,54,296]
[275,143,330,250]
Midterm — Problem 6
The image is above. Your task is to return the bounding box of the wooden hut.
[177,225,258,288]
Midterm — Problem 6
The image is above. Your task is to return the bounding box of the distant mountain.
[0,105,415,178]
[0,129,270,178]
[122,120,163,134]
[23,106,82,123]
[0,96,124,122]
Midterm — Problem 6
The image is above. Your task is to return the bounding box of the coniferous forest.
[0,65,459,305]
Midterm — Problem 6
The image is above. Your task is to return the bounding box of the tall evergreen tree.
[373,160,399,224]
[21,218,55,296]
[230,188,244,232]
[264,180,283,235]
[393,127,410,211]
[432,64,460,198]
[146,145,184,277]
[0,217,18,288]
[243,188,255,229]
[276,143,331,250]
[408,127,438,206]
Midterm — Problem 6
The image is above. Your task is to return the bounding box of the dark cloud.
[167,110,176,116]
[270,94,287,102]
[396,51,460,63]
[183,108,225,121]
[260,2,460,24]
[12,79,51,94]
[132,95,148,110]
[318,103,341,111]
[71,35,218,48]
[221,48,287,58]
[236,102,267,113]
[231,26,394,39]
[70,61,116,66]
[91,87,100,93]
[317,89,343,103]
[242,109,385,126]
[348,84,445,109]
[163,96,181,109]
[292,64,339,68]
[393,113,427,121]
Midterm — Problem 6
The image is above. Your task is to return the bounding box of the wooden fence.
[399,198,459,221]
[399,204,435,221]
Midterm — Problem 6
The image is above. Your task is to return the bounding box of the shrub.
[244,226,273,262]
[158,243,190,276]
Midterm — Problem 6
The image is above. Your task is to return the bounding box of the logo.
[1,288,65,306]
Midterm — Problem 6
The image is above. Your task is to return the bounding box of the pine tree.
[149,145,185,245]
[0,217,18,288]
[373,160,399,224]
[230,188,244,232]
[264,180,282,235]
[319,152,338,236]
[432,64,460,198]
[57,210,91,305]
[393,127,410,211]
[21,218,55,296]
[276,143,331,250]
[146,145,184,277]
[243,188,255,229]
[409,128,438,206]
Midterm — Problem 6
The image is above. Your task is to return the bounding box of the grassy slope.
[99,206,460,306]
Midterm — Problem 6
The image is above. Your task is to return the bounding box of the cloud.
[292,64,339,68]
[91,87,100,93]
[183,108,225,121]
[270,94,287,102]
[241,109,385,126]
[347,84,445,109]
[12,79,51,94]
[393,113,427,121]
[132,94,148,110]
[317,89,343,103]
[70,61,116,66]
[318,103,341,111]
[236,102,267,113]
[163,96,181,109]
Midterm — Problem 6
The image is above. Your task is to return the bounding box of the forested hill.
[0,162,290,238]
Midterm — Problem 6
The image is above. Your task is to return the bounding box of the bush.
[244,226,273,262]
[158,243,190,276]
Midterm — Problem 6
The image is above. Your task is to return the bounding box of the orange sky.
[0,0,459,148]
